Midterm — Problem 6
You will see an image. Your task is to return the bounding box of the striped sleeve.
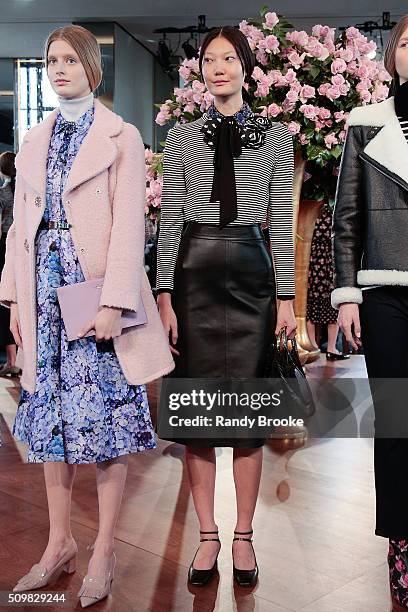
[268,124,295,299]
[156,126,186,292]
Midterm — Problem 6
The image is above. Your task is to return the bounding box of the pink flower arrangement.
[147,7,391,217]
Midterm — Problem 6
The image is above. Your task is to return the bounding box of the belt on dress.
[38,220,71,230]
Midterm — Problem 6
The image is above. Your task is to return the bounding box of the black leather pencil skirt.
[164,221,277,448]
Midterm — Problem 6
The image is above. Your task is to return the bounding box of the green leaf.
[309,65,320,79]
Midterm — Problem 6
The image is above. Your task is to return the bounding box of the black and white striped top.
[156,114,295,299]
[398,117,408,141]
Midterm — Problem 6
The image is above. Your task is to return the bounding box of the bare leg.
[232,447,263,569]
[327,322,341,354]
[5,344,16,367]
[38,462,78,571]
[306,320,318,349]
[86,456,128,576]
[185,446,220,569]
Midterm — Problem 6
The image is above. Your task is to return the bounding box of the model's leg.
[39,462,78,570]
[85,456,128,576]
[327,322,341,353]
[185,446,220,569]
[5,343,16,367]
[232,446,263,569]
[360,287,408,608]
[306,320,318,349]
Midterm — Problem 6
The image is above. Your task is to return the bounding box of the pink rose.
[286,30,309,47]
[286,89,299,104]
[338,48,354,62]
[396,559,406,572]
[173,108,182,117]
[267,103,282,117]
[331,74,346,86]
[288,50,306,69]
[300,104,318,120]
[264,34,280,53]
[324,133,338,149]
[318,83,331,96]
[268,69,283,84]
[252,66,266,81]
[255,82,270,98]
[326,86,341,100]
[306,39,330,60]
[299,133,310,145]
[334,111,346,121]
[331,58,347,74]
[300,84,316,103]
[346,27,361,40]
[359,90,372,103]
[318,107,331,120]
[264,11,279,29]
[255,49,269,66]
[285,69,297,84]
[239,20,252,36]
[346,61,358,75]
[287,121,301,134]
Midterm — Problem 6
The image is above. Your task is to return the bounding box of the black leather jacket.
[331,96,408,308]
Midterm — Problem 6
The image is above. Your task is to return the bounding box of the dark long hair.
[199,26,255,104]
[0,151,16,195]
[384,15,408,96]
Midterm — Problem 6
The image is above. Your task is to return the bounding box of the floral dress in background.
[13,108,156,464]
[306,204,338,325]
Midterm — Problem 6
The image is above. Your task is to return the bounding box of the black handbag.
[264,328,315,419]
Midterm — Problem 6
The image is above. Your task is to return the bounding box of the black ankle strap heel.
[188,530,221,587]
[232,530,259,587]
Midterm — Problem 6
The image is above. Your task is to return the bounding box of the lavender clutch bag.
[56,277,147,341]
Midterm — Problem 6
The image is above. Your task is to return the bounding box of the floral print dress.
[13,108,156,464]
[306,204,338,325]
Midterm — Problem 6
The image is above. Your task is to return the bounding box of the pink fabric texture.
[0,99,174,393]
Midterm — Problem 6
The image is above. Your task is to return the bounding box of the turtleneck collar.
[58,92,94,122]
[395,80,408,120]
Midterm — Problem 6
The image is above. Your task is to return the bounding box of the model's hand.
[275,299,297,339]
[338,303,362,351]
[157,293,180,356]
[78,307,123,341]
[10,302,22,347]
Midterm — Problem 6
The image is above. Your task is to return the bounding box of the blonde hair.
[44,25,102,91]
[384,15,408,83]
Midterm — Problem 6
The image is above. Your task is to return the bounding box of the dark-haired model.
[157,26,296,587]
[332,15,408,609]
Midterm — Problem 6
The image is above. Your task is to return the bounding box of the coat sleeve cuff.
[331,287,363,310]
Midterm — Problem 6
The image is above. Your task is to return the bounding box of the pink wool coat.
[0,99,174,393]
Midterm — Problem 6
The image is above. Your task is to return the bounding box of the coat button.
[367,128,378,139]
[80,247,85,253]
[65,200,71,205]
[24,239,29,252]
[34,196,42,207]
[95,189,102,195]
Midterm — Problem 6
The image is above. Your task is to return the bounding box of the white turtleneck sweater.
[58,92,94,122]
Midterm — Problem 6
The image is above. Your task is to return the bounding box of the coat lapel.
[348,96,408,186]
[363,113,408,187]
[15,109,58,196]
[62,99,123,197]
